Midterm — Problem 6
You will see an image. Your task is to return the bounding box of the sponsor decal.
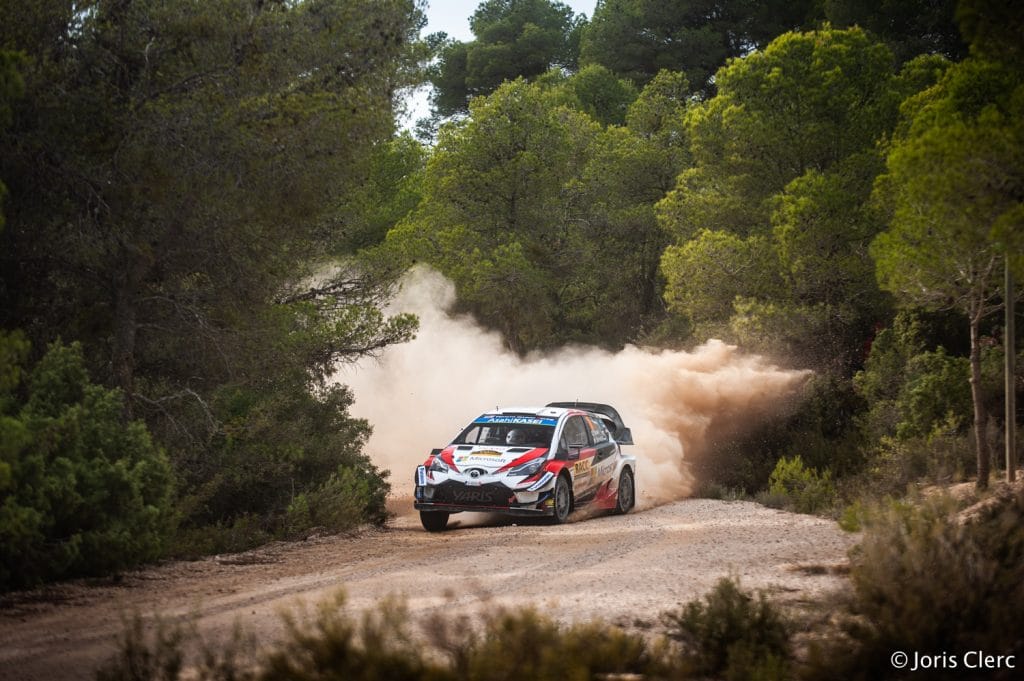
[573,459,591,476]
[451,488,505,504]
[474,416,558,426]
[597,461,615,477]
[471,449,502,457]
[459,455,507,465]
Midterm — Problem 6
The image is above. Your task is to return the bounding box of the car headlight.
[507,457,546,477]
[429,456,450,474]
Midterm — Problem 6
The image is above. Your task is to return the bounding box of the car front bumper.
[414,479,555,515]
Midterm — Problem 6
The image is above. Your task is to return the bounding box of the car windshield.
[453,416,556,448]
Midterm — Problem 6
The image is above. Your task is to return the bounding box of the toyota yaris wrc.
[414,402,637,532]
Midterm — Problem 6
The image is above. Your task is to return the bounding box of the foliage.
[332,133,429,252]
[662,576,792,681]
[96,614,193,681]
[956,0,1024,70]
[659,25,902,243]
[579,0,819,94]
[98,590,665,681]
[824,0,966,63]
[171,370,390,552]
[0,49,23,232]
[655,27,939,375]
[0,0,425,399]
[871,56,1024,487]
[540,63,638,126]
[872,59,1024,307]
[0,0,424,570]
[769,374,866,478]
[388,73,688,352]
[894,350,971,439]
[813,491,1024,680]
[661,230,780,324]
[0,338,174,590]
[766,456,837,515]
[428,0,584,117]
[285,464,390,538]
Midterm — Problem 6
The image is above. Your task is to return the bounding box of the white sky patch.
[401,0,599,130]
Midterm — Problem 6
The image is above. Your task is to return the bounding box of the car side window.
[584,416,609,444]
[563,416,590,448]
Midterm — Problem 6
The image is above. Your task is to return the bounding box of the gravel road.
[0,499,856,681]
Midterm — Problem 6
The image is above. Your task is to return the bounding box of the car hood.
[449,445,548,473]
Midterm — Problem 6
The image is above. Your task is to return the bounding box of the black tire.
[551,474,572,524]
[420,510,449,532]
[613,467,635,515]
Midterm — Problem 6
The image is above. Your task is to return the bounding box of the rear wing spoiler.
[546,401,634,445]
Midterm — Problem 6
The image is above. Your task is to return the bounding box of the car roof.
[481,406,571,419]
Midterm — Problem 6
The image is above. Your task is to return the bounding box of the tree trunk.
[1007,262,1017,483]
[112,255,148,420]
[969,315,990,491]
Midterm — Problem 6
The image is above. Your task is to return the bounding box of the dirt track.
[0,499,856,681]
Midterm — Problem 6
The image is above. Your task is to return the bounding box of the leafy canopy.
[429,0,584,116]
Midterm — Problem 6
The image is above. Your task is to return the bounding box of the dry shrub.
[662,576,792,681]
[96,576,805,681]
[805,488,1024,680]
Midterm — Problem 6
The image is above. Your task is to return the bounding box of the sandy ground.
[0,498,856,680]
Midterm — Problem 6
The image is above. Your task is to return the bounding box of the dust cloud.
[335,267,810,505]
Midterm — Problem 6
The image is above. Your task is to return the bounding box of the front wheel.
[420,510,449,532]
[613,468,634,515]
[551,475,572,524]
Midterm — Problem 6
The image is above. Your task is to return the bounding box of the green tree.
[657,28,930,370]
[659,27,903,243]
[540,63,638,126]
[0,338,174,590]
[390,71,691,351]
[389,78,598,352]
[332,133,428,252]
[579,0,818,95]
[429,0,584,116]
[824,0,966,63]
[0,0,422,409]
[0,1,424,555]
[661,230,780,325]
[957,0,1024,70]
[871,58,1024,489]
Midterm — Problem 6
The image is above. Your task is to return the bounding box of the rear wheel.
[551,474,572,524]
[613,467,634,515]
[420,510,449,532]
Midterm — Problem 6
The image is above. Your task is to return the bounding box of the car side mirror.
[615,428,633,446]
[430,448,442,456]
[568,446,581,460]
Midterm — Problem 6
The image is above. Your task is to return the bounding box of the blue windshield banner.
[474,415,558,426]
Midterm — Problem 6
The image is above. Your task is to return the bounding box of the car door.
[584,415,619,489]
[561,415,599,499]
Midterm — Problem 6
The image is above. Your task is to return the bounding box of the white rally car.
[413,402,637,532]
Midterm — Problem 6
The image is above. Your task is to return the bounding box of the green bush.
[0,336,175,590]
[841,419,975,506]
[766,455,836,514]
[285,463,389,539]
[662,576,792,681]
[171,378,390,553]
[894,349,971,440]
